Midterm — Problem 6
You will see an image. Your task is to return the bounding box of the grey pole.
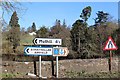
[56,46,59,78]
[56,56,58,78]
[39,56,42,77]
[109,50,112,73]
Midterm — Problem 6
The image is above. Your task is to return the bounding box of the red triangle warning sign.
[103,36,118,50]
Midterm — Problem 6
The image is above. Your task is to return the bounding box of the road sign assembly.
[24,47,52,56]
[53,47,69,56]
[24,38,69,78]
[33,38,62,45]
[103,36,118,50]
[103,36,118,73]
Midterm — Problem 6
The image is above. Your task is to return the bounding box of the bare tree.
[0,0,27,28]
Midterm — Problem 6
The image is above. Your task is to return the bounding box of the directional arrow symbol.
[34,38,37,44]
[26,48,29,53]
[59,49,64,55]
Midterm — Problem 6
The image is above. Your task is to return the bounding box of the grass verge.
[65,71,120,78]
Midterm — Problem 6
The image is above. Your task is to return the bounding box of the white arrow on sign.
[33,38,62,45]
[24,47,53,56]
[53,47,69,56]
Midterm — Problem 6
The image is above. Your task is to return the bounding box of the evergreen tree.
[31,22,36,32]
[50,19,71,47]
[94,11,109,54]
[113,27,120,55]
[80,6,92,22]
[94,11,109,25]
[50,19,62,35]
[71,6,93,58]
[36,26,48,38]
[62,19,67,28]
[7,11,20,53]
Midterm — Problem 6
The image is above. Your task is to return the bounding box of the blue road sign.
[53,47,69,56]
[54,49,59,55]
[24,47,53,56]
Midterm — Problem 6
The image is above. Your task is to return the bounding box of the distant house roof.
[29,32,36,36]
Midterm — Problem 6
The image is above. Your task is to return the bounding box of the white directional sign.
[53,47,69,56]
[24,47,53,55]
[33,38,62,45]
[103,36,118,50]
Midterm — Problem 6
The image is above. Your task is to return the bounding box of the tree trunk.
[78,37,80,53]
[100,41,103,54]
[78,31,81,53]
[97,26,103,54]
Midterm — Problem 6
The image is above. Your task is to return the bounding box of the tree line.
[2,6,119,59]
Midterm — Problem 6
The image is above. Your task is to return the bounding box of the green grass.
[2,34,35,53]
[0,72,24,78]
[2,34,35,45]
[20,34,35,45]
[65,71,120,78]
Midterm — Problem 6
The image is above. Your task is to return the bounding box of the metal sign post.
[56,56,58,78]
[39,56,42,77]
[39,46,42,78]
[56,46,59,78]
[53,47,69,78]
[109,50,112,73]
